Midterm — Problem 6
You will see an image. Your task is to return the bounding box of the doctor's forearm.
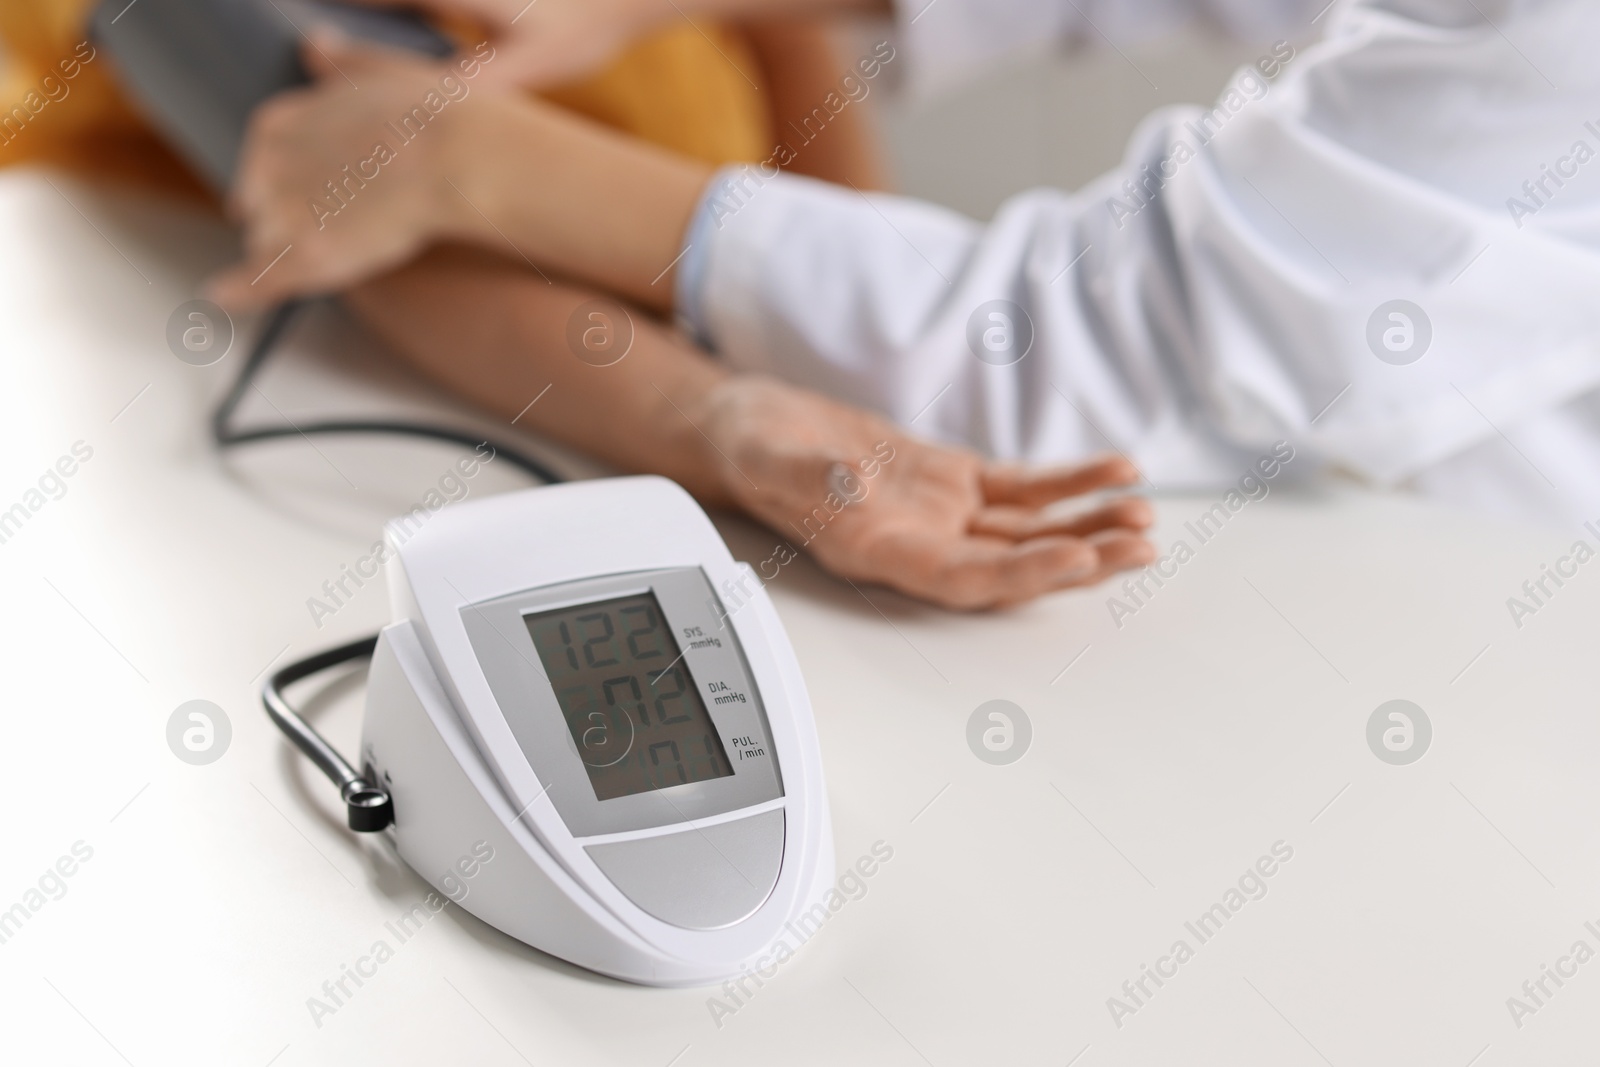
[438,97,713,316]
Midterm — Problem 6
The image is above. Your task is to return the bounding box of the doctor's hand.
[209,35,484,310]
[696,377,1156,610]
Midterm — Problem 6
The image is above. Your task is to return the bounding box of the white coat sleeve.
[895,0,1318,98]
[687,0,1600,500]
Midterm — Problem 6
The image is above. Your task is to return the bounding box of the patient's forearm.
[342,247,736,505]
[340,250,1158,611]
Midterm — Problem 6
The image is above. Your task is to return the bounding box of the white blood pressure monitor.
[359,476,834,985]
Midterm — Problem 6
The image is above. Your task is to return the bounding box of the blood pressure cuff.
[0,0,771,197]
[87,0,453,192]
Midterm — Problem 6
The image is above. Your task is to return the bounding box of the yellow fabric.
[542,25,770,165]
[0,2,768,199]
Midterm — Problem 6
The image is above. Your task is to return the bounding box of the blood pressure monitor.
[353,476,833,985]
[92,0,832,991]
[95,0,835,986]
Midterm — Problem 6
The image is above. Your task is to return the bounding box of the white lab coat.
[682,0,1600,527]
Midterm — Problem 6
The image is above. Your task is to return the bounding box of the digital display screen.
[524,591,733,801]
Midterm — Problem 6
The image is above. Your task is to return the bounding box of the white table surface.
[2,168,1598,1067]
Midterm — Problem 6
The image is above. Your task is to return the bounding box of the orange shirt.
[0,1,768,200]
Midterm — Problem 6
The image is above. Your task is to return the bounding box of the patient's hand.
[696,377,1156,610]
